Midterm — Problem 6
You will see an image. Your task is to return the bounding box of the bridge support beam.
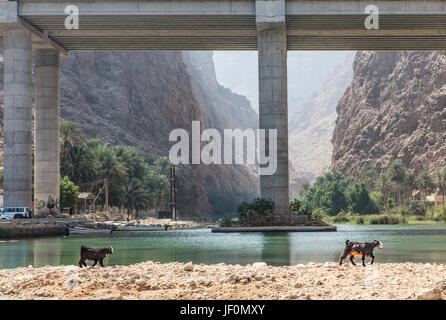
[3,28,33,208]
[34,49,60,214]
[257,0,289,216]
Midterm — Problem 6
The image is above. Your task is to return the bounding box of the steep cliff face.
[289,53,354,180]
[213,51,354,197]
[60,51,258,218]
[61,51,199,155]
[0,51,258,218]
[331,51,446,176]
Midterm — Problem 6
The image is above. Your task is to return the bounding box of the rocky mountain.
[60,51,259,219]
[0,51,259,218]
[213,51,354,198]
[331,51,446,177]
[289,53,355,183]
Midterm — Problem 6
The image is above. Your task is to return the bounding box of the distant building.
[426,192,446,206]
[76,192,96,213]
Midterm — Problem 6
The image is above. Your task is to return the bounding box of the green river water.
[1,224,446,269]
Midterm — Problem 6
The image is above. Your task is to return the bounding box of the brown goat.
[78,245,113,268]
[339,239,383,266]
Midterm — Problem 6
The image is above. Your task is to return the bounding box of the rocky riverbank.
[0,216,205,240]
[0,223,68,239]
[0,261,445,300]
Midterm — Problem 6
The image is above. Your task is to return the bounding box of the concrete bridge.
[1,0,446,215]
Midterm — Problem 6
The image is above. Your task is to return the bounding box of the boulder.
[253,262,267,269]
[416,288,442,300]
[184,262,194,272]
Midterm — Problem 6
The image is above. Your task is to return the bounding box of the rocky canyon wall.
[332,51,446,176]
[0,51,259,218]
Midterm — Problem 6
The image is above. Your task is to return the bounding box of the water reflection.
[0,225,446,269]
[261,233,290,266]
[33,238,61,266]
[0,240,32,269]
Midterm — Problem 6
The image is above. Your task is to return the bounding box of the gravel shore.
[0,261,445,300]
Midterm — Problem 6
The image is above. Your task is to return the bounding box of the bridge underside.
[1,14,446,50]
[2,0,446,216]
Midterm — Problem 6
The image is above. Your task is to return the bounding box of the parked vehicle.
[0,208,10,220]
[1,207,32,219]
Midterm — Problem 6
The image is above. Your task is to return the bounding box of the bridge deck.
[2,1,446,51]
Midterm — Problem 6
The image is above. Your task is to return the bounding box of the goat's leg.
[83,261,87,267]
[371,255,375,265]
[362,255,366,267]
[349,255,356,266]
[78,259,83,268]
[340,249,349,265]
[92,260,98,267]
[340,254,348,265]
[100,259,105,267]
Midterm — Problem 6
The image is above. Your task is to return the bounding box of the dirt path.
[0,261,445,300]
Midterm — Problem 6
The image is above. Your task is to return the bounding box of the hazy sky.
[213,51,354,114]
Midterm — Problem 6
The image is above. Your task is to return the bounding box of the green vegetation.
[60,121,170,214]
[219,196,328,227]
[326,214,407,225]
[346,182,377,215]
[294,160,446,225]
[60,176,79,209]
[237,197,275,225]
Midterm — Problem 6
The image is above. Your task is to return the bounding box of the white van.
[1,207,32,219]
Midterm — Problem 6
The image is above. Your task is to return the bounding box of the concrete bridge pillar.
[256,0,289,216]
[3,28,33,208]
[34,49,60,214]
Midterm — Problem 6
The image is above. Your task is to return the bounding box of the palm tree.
[376,173,392,211]
[93,144,128,207]
[64,146,98,187]
[123,177,151,217]
[418,171,434,203]
[442,167,446,206]
[435,168,446,206]
[153,157,170,176]
[360,165,378,191]
[145,169,170,210]
[60,121,86,166]
[340,175,356,189]
[388,159,407,206]
[114,145,147,179]
[404,172,417,200]
[60,121,99,187]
